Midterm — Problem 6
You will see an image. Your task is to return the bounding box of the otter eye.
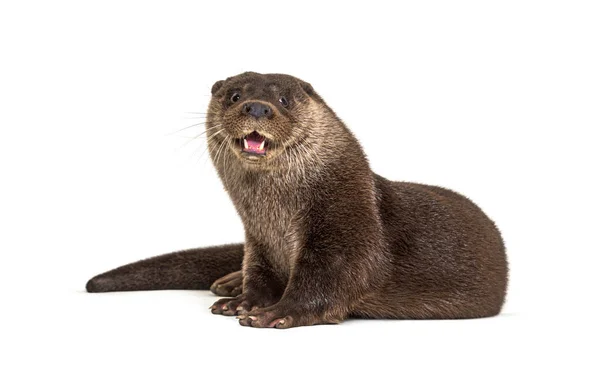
[279,96,289,107]
[230,93,241,103]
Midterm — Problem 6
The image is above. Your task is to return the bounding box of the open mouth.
[240,131,268,156]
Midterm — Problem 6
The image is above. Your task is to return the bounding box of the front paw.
[210,271,243,297]
[236,304,341,329]
[237,308,294,329]
[210,294,274,316]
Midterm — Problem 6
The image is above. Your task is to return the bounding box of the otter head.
[206,72,329,170]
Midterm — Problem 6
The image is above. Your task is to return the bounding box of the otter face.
[206,72,317,167]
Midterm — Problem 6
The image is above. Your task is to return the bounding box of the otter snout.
[242,102,273,119]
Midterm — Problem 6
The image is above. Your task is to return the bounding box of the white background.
[1,1,599,368]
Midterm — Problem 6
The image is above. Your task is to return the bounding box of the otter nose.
[242,102,273,119]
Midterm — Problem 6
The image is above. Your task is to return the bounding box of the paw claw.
[239,317,252,326]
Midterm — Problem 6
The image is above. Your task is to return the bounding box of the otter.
[86,72,508,328]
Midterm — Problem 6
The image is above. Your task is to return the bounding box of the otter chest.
[231,179,303,273]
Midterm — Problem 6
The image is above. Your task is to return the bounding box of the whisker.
[220,138,234,187]
[195,142,212,164]
[166,122,211,136]
[179,134,204,150]
[201,135,224,165]
[193,129,220,164]
[195,125,222,135]
[214,138,227,169]
[205,127,225,141]
[179,126,223,150]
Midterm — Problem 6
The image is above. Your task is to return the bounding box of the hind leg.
[351,290,502,319]
[210,270,243,297]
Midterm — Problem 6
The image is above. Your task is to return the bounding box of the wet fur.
[87,72,508,328]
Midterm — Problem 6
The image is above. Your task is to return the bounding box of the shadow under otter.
[87,72,508,328]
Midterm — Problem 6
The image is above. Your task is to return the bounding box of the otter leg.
[236,245,363,329]
[210,270,243,297]
[211,241,286,316]
[350,291,503,319]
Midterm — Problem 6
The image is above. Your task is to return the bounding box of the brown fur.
[87,72,508,328]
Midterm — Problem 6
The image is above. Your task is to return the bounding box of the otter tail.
[85,243,244,293]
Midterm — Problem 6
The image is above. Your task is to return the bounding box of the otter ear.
[211,80,225,95]
[300,81,314,96]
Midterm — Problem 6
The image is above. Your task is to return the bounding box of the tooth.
[243,139,248,149]
[259,140,265,150]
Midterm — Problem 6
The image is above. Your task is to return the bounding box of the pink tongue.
[244,132,266,153]
[247,137,263,149]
